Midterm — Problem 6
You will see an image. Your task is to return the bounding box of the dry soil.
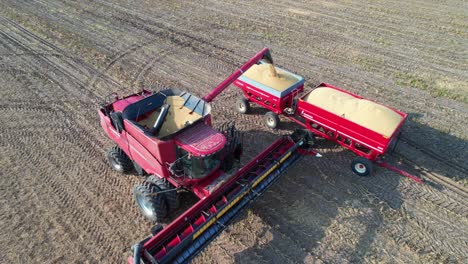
[0,1,467,263]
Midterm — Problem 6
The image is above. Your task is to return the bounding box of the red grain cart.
[233,63,304,128]
[235,69,422,183]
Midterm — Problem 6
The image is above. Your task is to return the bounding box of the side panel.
[99,109,130,154]
[124,120,175,178]
[234,79,281,113]
[234,79,304,114]
[296,82,408,156]
[297,102,388,155]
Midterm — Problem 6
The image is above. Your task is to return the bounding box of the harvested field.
[0,0,467,263]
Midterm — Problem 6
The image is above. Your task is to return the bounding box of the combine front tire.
[236,97,250,114]
[265,112,279,129]
[147,176,180,211]
[134,181,168,222]
[107,146,133,173]
[351,157,373,177]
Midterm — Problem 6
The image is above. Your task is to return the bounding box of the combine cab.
[98,48,320,263]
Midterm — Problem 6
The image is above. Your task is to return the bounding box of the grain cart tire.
[134,181,168,222]
[236,97,250,114]
[264,112,279,129]
[147,176,180,211]
[351,157,374,177]
[107,146,133,173]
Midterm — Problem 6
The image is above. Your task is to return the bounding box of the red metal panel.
[123,120,175,178]
[112,95,144,112]
[235,79,281,113]
[174,122,227,156]
[296,83,407,159]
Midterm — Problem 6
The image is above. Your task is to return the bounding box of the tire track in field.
[241,0,466,71]
[190,0,466,76]
[40,0,240,94]
[276,151,468,259]
[354,183,467,261]
[2,140,122,262]
[0,28,150,259]
[400,135,468,177]
[0,92,142,261]
[0,16,124,94]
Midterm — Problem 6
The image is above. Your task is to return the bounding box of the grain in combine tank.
[138,96,202,138]
[303,87,403,137]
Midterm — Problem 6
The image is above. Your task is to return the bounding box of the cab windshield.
[178,148,221,179]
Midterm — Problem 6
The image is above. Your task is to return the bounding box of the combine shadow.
[228,128,403,263]
[229,103,467,262]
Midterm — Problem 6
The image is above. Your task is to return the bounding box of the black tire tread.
[147,175,180,211]
[134,181,168,222]
[264,111,279,129]
[236,97,250,114]
[351,156,374,177]
[107,146,133,173]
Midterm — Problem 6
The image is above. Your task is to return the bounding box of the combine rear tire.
[236,97,250,114]
[264,112,279,129]
[134,181,168,222]
[147,176,180,211]
[351,157,373,177]
[107,146,133,173]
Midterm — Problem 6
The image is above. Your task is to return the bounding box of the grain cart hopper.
[98,48,320,263]
[234,61,424,183]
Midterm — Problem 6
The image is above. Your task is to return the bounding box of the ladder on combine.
[130,136,317,264]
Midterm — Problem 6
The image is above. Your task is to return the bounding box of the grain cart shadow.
[393,113,468,184]
[229,129,403,263]
[275,112,467,187]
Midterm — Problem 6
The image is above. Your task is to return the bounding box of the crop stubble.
[0,0,467,263]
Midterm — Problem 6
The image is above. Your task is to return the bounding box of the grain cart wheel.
[264,112,279,129]
[134,181,168,222]
[146,175,180,211]
[236,97,250,114]
[351,157,374,177]
[107,146,133,173]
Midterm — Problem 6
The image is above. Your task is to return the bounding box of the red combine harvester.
[234,62,423,183]
[99,48,319,263]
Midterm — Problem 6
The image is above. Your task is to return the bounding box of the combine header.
[99,48,318,263]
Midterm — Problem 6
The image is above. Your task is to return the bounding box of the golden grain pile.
[243,64,300,91]
[304,87,403,137]
[138,96,202,137]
